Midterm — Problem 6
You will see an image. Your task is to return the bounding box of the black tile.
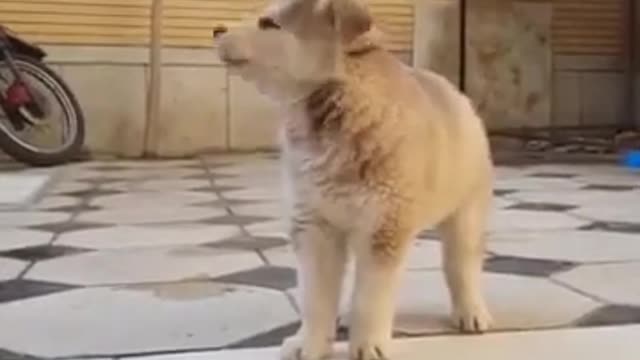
[0,349,44,360]
[59,188,120,199]
[205,235,289,251]
[226,321,300,349]
[193,198,262,208]
[575,305,640,327]
[184,172,237,180]
[484,255,577,277]
[213,266,297,291]
[90,164,131,171]
[190,185,243,194]
[0,245,90,262]
[582,184,637,192]
[45,203,102,213]
[528,172,578,179]
[0,280,77,303]
[28,221,111,234]
[507,202,577,212]
[494,189,517,197]
[580,221,640,234]
[199,215,274,226]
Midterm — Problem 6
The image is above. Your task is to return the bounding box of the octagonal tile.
[554,263,640,305]
[25,246,264,286]
[0,229,53,252]
[32,196,82,211]
[48,180,93,195]
[505,190,633,207]
[76,206,225,225]
[490,230,640,263]
[571,202,640,224]
[224,188,280,201]
[90,192,217,209]
[386,271,598,335]
[494,177,581,192]
[101,179,211,193]
[0,211,71,227]
[0,257,28,281]
[0,284,297,358]
[55,225,240,250]
[489,209,588,233]
[245,220,288,238]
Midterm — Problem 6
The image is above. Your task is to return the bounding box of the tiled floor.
[0,154,639,359]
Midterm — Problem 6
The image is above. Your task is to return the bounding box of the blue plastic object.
[622,150,640,169]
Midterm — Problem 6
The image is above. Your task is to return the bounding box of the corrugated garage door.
[552,0,626,58]
[0,0,414,52]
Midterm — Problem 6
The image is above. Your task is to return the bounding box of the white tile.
[335,271,597,335]
[155,325,640,360]
[48,180,93,195]
[55,225,239,250]
[76,206,225,225]
[405,241,442,270]
[230,203,285,218]
[0,173,53,209]
[32,196,81,210]
[26,246,263,286]
[90,192,217,209]
[245,219,288,238]
[506,189,637,207]
[0,257,28,281]
[102,179,210,192]
[0,228,53,251]
[554,263,640,305]
[0,211,71,227]
[494,177,581,192]
[490,230,640,262]
[224,188,281,201]
[0,285,297,358]
[571,202,640,224]
[490,209,588,233]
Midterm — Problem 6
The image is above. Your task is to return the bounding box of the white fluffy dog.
[214,0,494,359]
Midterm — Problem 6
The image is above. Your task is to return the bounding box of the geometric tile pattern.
[0,155,639,358]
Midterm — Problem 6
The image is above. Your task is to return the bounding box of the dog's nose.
[213,25,228,39]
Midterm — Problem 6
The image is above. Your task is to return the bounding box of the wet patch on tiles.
[213,266,297,291]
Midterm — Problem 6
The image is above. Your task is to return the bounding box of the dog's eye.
[258,17,281,30]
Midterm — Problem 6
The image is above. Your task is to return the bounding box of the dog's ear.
[317,0,372,43]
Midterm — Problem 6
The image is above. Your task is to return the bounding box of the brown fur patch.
[306,80,347,135]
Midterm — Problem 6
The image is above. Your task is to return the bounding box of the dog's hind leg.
[281,216,347,360]
[438,186,493,334]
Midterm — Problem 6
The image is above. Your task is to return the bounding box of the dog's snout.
[213,25,228,39]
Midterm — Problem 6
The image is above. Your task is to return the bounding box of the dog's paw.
[350,343,390,360]
[280,335,331,360]
[451,302,493,334]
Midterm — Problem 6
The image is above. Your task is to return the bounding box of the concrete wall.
[44,45,279,158]
[40,45,410,158]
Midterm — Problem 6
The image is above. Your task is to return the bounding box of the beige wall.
[44,45,279,157]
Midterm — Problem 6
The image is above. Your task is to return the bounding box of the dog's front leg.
[349,225,412,360]
[281,216,347,360]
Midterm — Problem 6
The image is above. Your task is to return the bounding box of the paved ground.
[0,154,639,359]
